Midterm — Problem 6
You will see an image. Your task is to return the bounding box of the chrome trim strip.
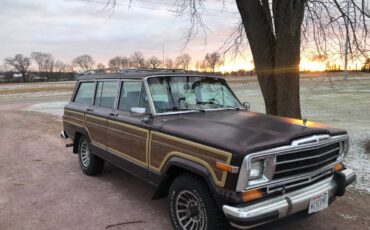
[291,134,330,146]
[267,170,332,193]
[236,134,349,192]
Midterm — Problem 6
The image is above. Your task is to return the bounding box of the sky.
[0,0,255,71]
[0,0,366,72]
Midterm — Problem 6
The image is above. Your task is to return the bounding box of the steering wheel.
[208,98,221,105]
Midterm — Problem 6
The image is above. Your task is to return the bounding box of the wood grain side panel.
[85,115,107,147]
[63,109,84,127]
[149,131,232,187]
[107,120,149,167]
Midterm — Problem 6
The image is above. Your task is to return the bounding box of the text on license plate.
[308,191,329,214]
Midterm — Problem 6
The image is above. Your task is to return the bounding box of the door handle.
[109,112,118,117]
[86,108,94,112]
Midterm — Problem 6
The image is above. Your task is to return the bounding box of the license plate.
[308,192,329,214]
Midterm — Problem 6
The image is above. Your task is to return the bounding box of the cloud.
[0,0,245,65]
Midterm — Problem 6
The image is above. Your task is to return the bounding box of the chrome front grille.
[236,134,349,192]
[273,142,341,179]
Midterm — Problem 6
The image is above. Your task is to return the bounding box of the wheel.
[168,174,228,230]
[78,136,104,175]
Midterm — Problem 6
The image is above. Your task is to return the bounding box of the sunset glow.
[214,58,329,73]
[300,60,326,72]
[214,59,340,73]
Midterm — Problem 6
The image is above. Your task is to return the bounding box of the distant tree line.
[1,50,228,83]
[2,51,368,83]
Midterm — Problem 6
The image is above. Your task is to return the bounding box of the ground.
[0,73,369,229]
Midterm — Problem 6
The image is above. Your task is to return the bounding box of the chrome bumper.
[223,168,356,229]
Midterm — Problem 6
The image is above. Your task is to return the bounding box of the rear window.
[74,82,95,105]
[94,81,118,109]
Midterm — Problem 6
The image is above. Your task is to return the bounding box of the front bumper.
[223,168,356,229]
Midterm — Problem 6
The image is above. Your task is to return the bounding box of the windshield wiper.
[224,105,241,110]
[157,107,206,113]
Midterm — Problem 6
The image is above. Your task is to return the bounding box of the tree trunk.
[236,0,304,119]
[21,72,27,83]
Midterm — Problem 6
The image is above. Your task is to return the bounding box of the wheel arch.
[72,128,90,154]
[152,156,218,200]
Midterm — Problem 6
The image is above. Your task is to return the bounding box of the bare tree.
[51,61,67,80]
[177,0,369,118]
[55,61,66,72]
[176,54,192,71]
[31,52,55,81]
[120,56,130,68]
[72,54,95,71]
[130,51,146,68]
[204,52,223,72]
[96,63,106,71]
[99,0,369,119]
[164,58,174,69]
[4,54,31,82]
[147,56,162,69]
[108,56,122,69]
[108,56,131,69]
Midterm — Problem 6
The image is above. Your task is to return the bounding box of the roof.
[77,70,221,80]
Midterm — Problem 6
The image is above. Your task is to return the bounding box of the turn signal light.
[242,189,263,202]
[334,163,344,172]
[215,162,239,173]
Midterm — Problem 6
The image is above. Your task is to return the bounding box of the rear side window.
[94,81,118,109]
[74,82,95,105]
[118,81,149,112]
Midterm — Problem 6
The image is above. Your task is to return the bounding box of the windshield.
[147,76,242,113]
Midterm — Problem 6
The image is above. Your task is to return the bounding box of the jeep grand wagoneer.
[61,72,356,229]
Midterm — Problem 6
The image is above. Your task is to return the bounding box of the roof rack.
[77,68,186,76]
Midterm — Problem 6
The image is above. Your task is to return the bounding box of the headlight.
[338,140,349,160]
[247,156,275,186]
[249,160,264,179]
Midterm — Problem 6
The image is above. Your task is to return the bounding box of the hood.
[153,110,346,157]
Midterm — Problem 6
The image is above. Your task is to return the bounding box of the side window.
[74,82,95,105]
[118,81,149,112]
[101,81,118,108]
[94,81,118,109]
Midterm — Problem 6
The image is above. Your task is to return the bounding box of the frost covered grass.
[0,81,74,97]
[26,101,69,117]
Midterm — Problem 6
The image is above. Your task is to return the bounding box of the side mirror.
[242,102,251,111]
[130,107,146,116]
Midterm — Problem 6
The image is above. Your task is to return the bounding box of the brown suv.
[61,72,356,229]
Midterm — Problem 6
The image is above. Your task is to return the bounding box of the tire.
[168,174,228,230]
[77,136,104,175]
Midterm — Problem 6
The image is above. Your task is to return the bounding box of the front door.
[106,80,151,178]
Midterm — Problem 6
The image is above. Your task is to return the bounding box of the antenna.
[162,43,165,69]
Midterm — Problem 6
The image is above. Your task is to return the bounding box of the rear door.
[84,79,119,150]
[63,81,95,139]
[106,79,151,178]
